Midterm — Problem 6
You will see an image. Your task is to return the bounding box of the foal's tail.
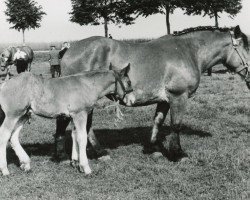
[0,105,5,126]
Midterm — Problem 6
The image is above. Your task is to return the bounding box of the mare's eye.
[128,80,131,86]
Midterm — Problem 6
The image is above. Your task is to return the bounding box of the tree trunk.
[22,29,25,45]
[214,11,219,27]
[165,6,171,34]
[104,18,108,37]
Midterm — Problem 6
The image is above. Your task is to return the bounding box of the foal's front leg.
[72,111,91,175]
[168,93,188,161]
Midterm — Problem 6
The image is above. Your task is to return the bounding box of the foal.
[0,63,132,176]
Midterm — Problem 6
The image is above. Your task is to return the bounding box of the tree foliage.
[130,0,186,34]
[70,0,136,37]
[184,0,242,27]
[5,0,46,44]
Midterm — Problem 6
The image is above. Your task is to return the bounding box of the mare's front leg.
[143,102,169,155]
[87,109,109,159]
[72,111,91,175]
[53,116,71,161]
[168,93,188,161]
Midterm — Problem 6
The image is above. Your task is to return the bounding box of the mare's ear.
[120,63,130,76]
[234,25,242,39]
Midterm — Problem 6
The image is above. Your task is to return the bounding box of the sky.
[0,0,250,43]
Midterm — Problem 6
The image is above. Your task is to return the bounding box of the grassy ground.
[0,51,249,200]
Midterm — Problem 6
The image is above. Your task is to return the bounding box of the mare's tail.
[0,105,5,126]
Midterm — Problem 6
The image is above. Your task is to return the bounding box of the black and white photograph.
[0,0,249,199]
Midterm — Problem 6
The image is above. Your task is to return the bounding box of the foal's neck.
[91,71,116,99]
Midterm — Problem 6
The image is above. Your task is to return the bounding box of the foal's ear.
[234,25,242,39]
[120,63,130,76]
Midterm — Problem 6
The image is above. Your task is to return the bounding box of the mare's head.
[110,63,133,101]
[224,25,250,83]
[0,48,12,71]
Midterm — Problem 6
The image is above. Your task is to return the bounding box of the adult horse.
[55,25,249,162]
[0,46,34,76]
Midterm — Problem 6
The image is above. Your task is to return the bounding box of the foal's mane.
[173,26,249,51]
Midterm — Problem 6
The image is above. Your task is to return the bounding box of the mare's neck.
[181,31,231,73]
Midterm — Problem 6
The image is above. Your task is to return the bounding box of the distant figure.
[59,42,70,60]
[49,45,60,78]
[109,34,113,39]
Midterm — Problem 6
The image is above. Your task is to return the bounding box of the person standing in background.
[49,45,60,78]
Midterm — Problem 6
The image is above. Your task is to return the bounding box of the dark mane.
[173,26,230,36]
[173,26,249,51]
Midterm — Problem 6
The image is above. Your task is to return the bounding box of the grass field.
[0,51,249,200]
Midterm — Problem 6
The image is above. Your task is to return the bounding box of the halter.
[226,31,250,80]
[114,72,133,100]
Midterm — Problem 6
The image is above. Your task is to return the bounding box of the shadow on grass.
[7,124,212,164]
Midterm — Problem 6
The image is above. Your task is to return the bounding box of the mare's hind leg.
[168,93,188,161]
[72,111,91,175]
[87,110,108,159]
[54,116,71,161]
[0,117,18,175]
[10,122,31,171]
[143,102,169,155]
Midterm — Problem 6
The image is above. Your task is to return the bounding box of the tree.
[70,0,136,37]
[184,0,242,27]
[131,0,185,34]
[5,0,46,44]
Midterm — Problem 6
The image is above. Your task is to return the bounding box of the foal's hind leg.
[143,102,169,155]
[168,93,188,161]
[0,118,18,175]
[70,125,79,168]
[10,123,30,171]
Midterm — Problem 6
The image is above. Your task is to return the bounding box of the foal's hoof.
[20,163,31,172]
[167,148,188,162]
[70,160,79,168]
[98,155,111,162]
[79,165,92,175]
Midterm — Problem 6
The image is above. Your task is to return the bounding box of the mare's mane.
[172,26,249,51]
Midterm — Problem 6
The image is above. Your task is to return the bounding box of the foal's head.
[224,25,250,82]
[110,63,133,100]
[0,48,12,71]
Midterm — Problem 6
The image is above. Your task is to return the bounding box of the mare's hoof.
[20,163,31,171]
[70,160,79,168]
[79,165,92,175]
[167,148,188,162]
[152,152,164,158]
[98,155,111,162]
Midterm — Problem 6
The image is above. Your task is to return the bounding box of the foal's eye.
[128,80,131,86]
